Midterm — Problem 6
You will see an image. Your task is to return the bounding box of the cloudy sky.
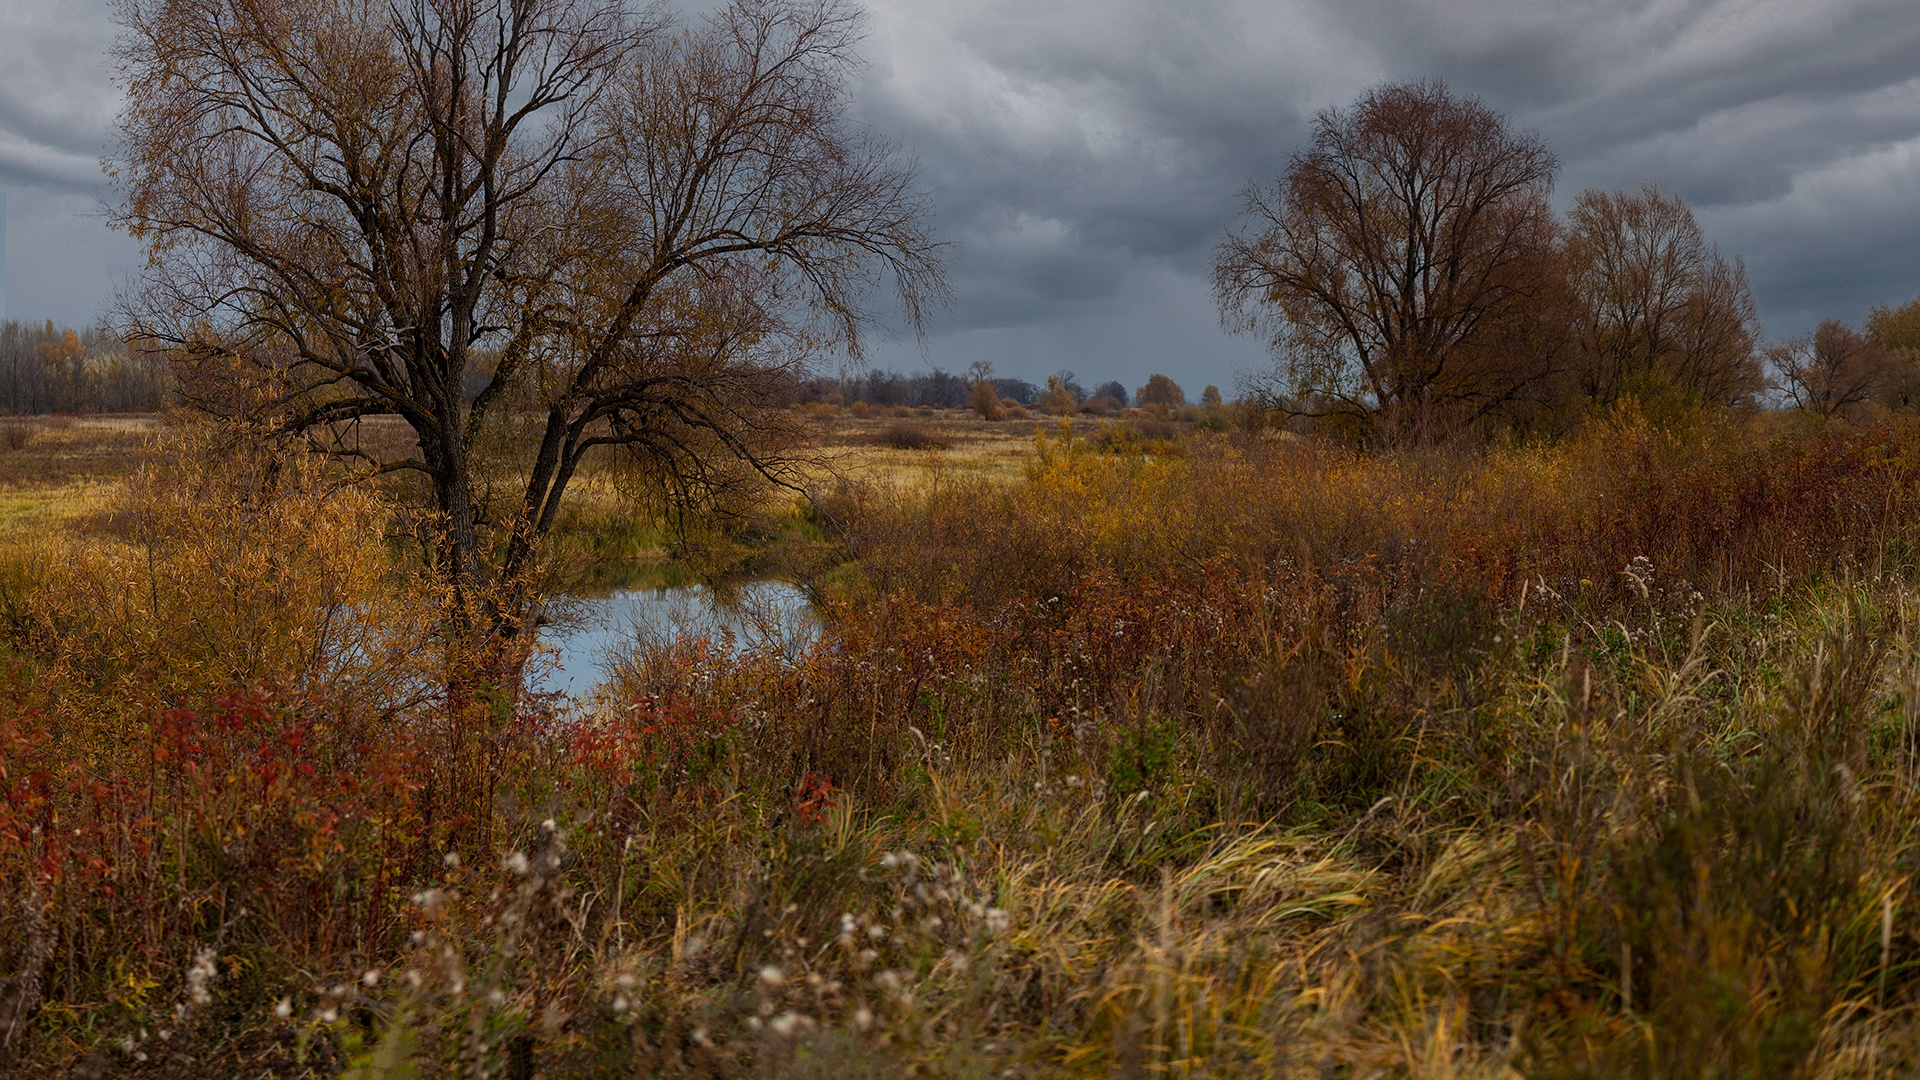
[3,0,1917,393]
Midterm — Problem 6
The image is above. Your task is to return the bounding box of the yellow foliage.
[18,427,445,742]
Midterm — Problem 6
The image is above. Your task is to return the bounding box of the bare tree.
[1772,320,1892,419]
[112,0,943,649]
[1214,80,1562,435]
[1564,185,1762,404]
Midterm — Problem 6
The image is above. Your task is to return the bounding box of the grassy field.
[0,415,161,544]
[8,403,1920,1077]
[0,408,1045,584]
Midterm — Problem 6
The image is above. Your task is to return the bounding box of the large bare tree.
[111,0,943,645]
[1213,80,1562,435]
[1563,185,1762,405]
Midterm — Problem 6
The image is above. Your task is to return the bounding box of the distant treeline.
[793,369,1026,408]
[0,318,1172,418]
[792,369,1146,409]
[0,321,171,414]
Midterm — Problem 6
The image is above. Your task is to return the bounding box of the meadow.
[6,401,1920,1078]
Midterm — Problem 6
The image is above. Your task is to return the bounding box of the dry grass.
[9,404,1920,1075]
[0,416,162,563]
[800,409,1107,487]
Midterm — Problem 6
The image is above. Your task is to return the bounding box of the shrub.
[20,428,443,730]
[0,420,32,452]
[871,422,952,451]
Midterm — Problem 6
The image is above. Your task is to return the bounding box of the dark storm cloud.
[0,0,140,324]
[0,0,121,192]
[2,0,1916,382]
[848,0,1920,387]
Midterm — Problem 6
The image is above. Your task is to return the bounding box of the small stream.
[528,581,818,699]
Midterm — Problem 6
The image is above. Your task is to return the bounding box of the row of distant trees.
[0,321,170,414]
[789,365,1213,413]
[7,312,1202,418]
[20,293,1914,427]
[0,308,1219,421]
[1212,80,1920,437]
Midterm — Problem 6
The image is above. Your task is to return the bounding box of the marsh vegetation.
[9,402,1920,1078]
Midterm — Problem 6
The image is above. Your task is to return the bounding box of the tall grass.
[6,405,1920,1075]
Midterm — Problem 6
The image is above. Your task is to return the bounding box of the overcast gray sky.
[3,0,1917,393]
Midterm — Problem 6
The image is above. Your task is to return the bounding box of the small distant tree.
[1869,296,1920,352]
[1772,321,1892,419]
[1093,380,1129,408]
[967,360,1004,419]
[1201,385,1222,406]
[1564,185,1762,405]
[1037,374,1082,415]
[1867,296,1920,408]
[1214,80,1561,435]
[1136,373,1185,410]
[1056,371,1087,403]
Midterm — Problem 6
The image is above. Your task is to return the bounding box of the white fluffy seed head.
[186,948,218,1007]
[769,1011,807,1037]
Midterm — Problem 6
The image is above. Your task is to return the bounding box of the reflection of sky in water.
[528,582,816,699]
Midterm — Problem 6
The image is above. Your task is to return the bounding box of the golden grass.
[800,411,1096,488]
[0,416,162,553]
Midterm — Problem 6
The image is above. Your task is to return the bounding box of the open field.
[0,415,162,545]
[10,404,1920,1076]
[0,408,1039,579]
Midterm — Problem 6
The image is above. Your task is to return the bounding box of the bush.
[0,419,32,452]
[871,421,952,451]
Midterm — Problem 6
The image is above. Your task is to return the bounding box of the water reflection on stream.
[529,581,818,700]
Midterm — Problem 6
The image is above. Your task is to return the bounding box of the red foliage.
[0,681,429,984]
